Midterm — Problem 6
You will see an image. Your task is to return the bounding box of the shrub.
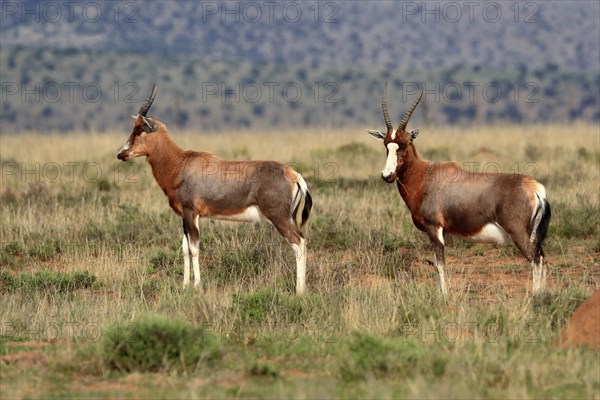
[102,314,221,373]
[0,242,24,268]
[232,289,307,325]
[28,241,62,261]
[550,201,599,239]
[0,270,97,293]
[339,332,447,381]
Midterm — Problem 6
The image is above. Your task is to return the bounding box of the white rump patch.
[382,143,399,178]
[533,182,546,199]
[209,206,265,223]
[467,223,512,245]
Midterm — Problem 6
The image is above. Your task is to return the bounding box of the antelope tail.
[291,174,312,227]
[529,191,551,260]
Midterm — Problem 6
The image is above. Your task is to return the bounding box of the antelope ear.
[141,116,157,133]
[409,129,419,142]
[367,129,385,141]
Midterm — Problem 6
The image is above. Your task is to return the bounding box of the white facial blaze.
[382,143,399,178]
[390,129,397,140]
[118,140,131,155]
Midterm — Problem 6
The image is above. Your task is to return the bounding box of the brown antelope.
[367,83,551,295]
[117,85,312,294]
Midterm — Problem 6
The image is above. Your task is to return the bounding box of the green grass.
[0,127,598,398]
[101,314,221,373]
[0,270,97,293]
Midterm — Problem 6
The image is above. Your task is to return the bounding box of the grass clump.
[551,200,599,239]
[102,314,221,373]
[0,270,97,293]
[531,288,590,330]
[215,245,266,283]
[339,332,448,381]
[147,247,181,278]
[233,289,307,325]
[310,214,354,250]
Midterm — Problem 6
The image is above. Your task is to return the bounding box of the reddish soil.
[409,246,599,298]
[0,350,46,367]
[558,290,600,350]
[346,245,599,301]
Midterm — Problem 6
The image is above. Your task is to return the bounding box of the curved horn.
[381,81,393,132]
[397,86,423,132]
[138,84,157,117]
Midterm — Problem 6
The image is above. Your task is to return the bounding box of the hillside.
[0,1,599,132]
[2,1,598,71]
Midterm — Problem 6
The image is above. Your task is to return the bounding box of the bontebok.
[117,85,312,294]
[367,83,551,295]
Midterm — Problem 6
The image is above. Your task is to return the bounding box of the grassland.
[0,124,599,399]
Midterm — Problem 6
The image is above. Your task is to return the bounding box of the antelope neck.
[396,144,428,211]
[146,135,185,192]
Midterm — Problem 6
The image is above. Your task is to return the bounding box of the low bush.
[550,200,599,239]
[102,314,221,373]
[0,270,97,293]
[232,289,307,325]
[339,332,448,381]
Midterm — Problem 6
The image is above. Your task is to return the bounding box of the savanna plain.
[0,124,599,399]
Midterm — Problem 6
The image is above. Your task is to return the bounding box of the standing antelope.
[367,83,551,295]
[117,85,312,294]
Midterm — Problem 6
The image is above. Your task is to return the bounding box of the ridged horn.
[381,81,393,132]
[139,84,157,117]
[397,87,423,132]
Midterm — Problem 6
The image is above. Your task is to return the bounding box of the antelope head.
[117,84,163,161]
[367,83,423,183]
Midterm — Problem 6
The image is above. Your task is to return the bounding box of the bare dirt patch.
[347,273,391,289]
[0,350,46,367]
[405,246,599,299]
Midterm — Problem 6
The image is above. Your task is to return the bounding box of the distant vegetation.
[2,1,598,71]
[1,47,598,132]
[1,1,599,132]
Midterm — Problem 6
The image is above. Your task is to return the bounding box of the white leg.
[292,238,306,295]
[434,253,448,295]
[182,234,190,288]
[190,241,201,289]
[192,216,201,288]
[532,257,546,294]
[540,256,547,291]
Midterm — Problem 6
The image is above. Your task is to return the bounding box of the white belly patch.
[466,223,512,245]
[208,206,265,223]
